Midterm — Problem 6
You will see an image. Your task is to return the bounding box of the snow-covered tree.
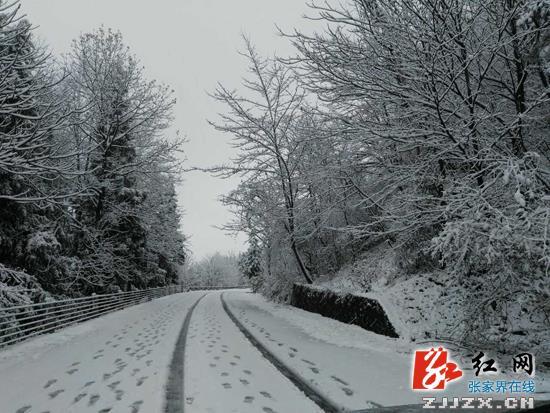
[139,173,187,287]
[0,1,78,294]
[213,0,550,345]
[56,28,184,292]
[239,238,262,279]
[210,38,313,284]
[0,2,71,201]
[283,0,550,343]
[185,253,244,288]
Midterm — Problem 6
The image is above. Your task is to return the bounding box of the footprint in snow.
[73,393,87,404]
[43,379,57,389]
[130,400,143,413]
[259,391,272,399]
[244,396,254,404]
[88,394,100,406]
[15,406,32,413]
[66,368,79,375]
[107,381,121,390]
[222,382,232,389]
[48,389,65,399]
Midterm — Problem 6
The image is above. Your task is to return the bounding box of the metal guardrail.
[0,284,248,349]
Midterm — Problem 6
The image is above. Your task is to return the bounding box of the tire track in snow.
[164,293,207,413]
[220,292,344,413]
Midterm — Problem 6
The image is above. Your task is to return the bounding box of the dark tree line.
[0,2,186,302]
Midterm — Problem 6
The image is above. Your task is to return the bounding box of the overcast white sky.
[20,0,315,260]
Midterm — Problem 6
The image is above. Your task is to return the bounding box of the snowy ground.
[223,290,550,409]
[0,289,548,413]
[184,292,321,413]
[224,290,423,410]
[0,291,205,413]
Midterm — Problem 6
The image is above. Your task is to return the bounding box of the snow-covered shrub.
[26,231,61,259]
[259,271,301,303]
[238,240,263,292]
[0,264,54,347]
[23,231,73,294]
[0,264,51,308]
[318,242,399,293]
[239,240,262,280]
[429,153,550,348]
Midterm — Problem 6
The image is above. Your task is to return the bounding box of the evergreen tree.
[61,28,182,293]
[140,173,187,287]
[0,2,72,293]
[239,239,262,280]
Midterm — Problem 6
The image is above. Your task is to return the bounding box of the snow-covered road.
[184,292,321,413]
[222,290,414,410]
[1,289,549,413]
[0,291,205,413]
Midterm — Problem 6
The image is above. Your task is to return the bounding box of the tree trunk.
[290,240,313,284]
